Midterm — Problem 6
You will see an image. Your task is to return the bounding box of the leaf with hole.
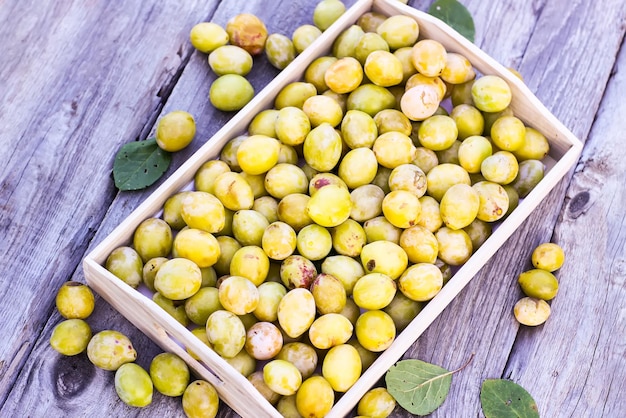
[385,359,452,415]
[480,379,540,418]
[113,138,171,191]
[428,0,475,42]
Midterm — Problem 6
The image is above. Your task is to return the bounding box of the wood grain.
[504,38,626,417]
[397,0,626,417]
[0,0,217,411]
[1,0,625,416]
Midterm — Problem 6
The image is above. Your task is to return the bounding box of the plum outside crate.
[82,0,583,416]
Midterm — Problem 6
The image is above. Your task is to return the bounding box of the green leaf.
[428,0,475,42]
[385,359,453,415]
[113,138,171,191]
[480,379,540,418]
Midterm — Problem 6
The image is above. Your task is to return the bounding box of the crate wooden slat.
[83,0,583,416]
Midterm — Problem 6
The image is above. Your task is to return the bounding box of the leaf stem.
[397,353,475,394]
[452,352,475,374]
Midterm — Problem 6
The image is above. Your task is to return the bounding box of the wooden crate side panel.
[83,258,280,417]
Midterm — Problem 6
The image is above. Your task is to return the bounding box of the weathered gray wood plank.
[504,38,626,417]
[2,0,625,417]
[396,1,626,418]
[0,0,219,410]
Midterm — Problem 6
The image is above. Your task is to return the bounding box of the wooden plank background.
[0,0,624,416]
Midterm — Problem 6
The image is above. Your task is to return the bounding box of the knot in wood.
[568,190,591,218]
[52,355,94,399]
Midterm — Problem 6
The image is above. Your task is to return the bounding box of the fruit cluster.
[103,2,553,417]
[49,282,220,417]
[513,242,565,326]
[190,0,351,112]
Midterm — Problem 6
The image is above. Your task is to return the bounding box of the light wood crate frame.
[83,0,583,416]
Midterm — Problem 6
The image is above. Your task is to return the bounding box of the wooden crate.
[83,0,583,416]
